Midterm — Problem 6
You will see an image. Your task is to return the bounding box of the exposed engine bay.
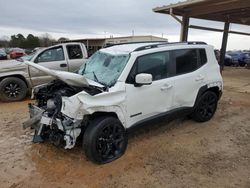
[23,79,102,149]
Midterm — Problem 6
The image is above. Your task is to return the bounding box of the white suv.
[24,42,223,164]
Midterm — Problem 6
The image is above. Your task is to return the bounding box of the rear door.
[29,45,68,86]
[171,48,208,108]
[66,44,86,72]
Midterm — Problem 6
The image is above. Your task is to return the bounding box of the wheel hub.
[97,124,124,159]
[4,83,20,98]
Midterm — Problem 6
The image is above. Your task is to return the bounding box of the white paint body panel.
[59,43,223,129]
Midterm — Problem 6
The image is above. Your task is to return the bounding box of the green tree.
[10,34,26,47]
[26,34,40,48]
[39,33,55,47]
[10,35,18,47]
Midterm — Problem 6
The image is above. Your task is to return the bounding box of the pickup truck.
[0,42,88,102]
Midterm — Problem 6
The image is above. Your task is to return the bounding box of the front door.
[30,46,68,86]
[125,51,174,127]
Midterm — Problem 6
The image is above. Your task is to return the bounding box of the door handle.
[161,84,173,91]
[60,63,67,67]
[195,75,205,81]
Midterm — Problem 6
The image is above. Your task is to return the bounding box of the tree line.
[0,33,69,49]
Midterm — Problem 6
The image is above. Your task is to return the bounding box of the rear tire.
[0,77,27,102]
[191,91,218,122]
[83,116,127,164]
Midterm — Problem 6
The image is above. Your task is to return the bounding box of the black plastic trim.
[127,107,193,133]
[133,41,207,52]
[130,112,142,118]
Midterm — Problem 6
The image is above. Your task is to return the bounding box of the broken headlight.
[47,98,57,111]
[46,95,62,115]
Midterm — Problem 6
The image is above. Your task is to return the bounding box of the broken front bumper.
[23,104,44,130]
[23,104,46,143]
[23,104,82,148]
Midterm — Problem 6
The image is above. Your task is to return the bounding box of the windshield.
[0,49,6,55]
[20,52,36,61]
[79,51,129,87]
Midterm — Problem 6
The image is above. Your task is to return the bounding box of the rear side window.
[67,45,83,59]
[174,49,198,75]
[199,49,207,66]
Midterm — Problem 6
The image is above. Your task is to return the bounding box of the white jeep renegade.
[24,42,223,164]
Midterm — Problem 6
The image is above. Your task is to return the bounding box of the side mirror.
[135,73,152,86]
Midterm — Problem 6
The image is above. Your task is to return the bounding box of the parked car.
[227,51,246,66]
[224,54,233,66]
[32,47,45,53]
[0,49,8,60]
[243,51,250,65]
[23,41,223,164]
[0,42,88,102]
[9,48,26,59]
[214,49,232,66]
[24,49,34,55]
[5,48,12,54]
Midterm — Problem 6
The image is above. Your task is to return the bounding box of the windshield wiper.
[92,71,99,83]
[92,71,109,91]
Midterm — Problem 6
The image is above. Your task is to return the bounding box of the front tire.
[191,91,218,122]
[0,77,27,102]
[83,116,128,164]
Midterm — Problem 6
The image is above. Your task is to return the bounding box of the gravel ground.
[0,67,250,188]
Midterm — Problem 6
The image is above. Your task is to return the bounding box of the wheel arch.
[194,85,221,108]
[87,109,126,129]
[0,74,30,89]
[89,111,119,119]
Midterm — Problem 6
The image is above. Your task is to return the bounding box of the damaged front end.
[23,79,101,149]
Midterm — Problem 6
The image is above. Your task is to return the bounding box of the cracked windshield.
[80,51,129,87]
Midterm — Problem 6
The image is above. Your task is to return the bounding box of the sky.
[0,0,249,50]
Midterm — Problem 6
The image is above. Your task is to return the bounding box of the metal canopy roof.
[153,0,250,26]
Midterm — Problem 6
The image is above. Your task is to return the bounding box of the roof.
[100,41,208,54]
[153,0,250,25]
[100,42,161,54]
[62,35,167,43]
[105,35,168,40]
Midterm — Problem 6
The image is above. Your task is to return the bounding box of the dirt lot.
[0,67,250,188]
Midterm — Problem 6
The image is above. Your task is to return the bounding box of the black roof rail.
[133,41,207,52]
[103,41,167,48]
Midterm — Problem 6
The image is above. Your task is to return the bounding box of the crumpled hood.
[0,60,26,71]
[24,61,103,88]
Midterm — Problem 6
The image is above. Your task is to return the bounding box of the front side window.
[36,47,64,63]
[174,49,198,75]
[79,51,129,87]
[67,45,83,59]
[127,51,170,83]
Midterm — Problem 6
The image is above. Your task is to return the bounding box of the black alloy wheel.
[4,82,21,98]
[0,77,27,102]
[191,91,218,122]
[83,116,127,164]
[96,123,125,160]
